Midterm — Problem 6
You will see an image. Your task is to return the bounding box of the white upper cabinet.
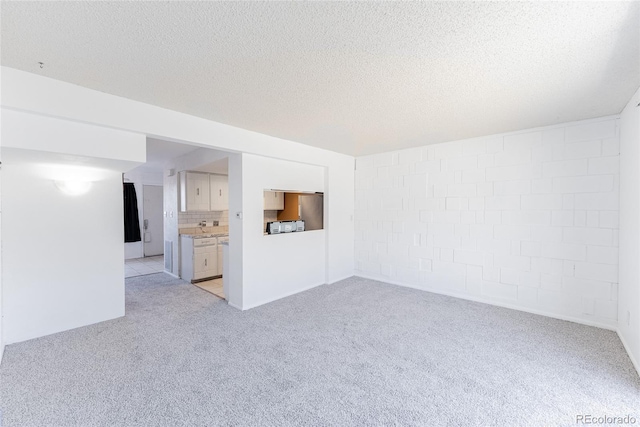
[210,174,229,211]
[263,190,284,210]
[180,171,211,212]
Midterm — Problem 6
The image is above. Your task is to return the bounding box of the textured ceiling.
[2,1,639,156]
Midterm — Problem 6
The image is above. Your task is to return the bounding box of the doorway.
[143,185,163,257]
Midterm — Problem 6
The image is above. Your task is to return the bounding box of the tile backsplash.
[179,210,228,229]
[179,210,278,234]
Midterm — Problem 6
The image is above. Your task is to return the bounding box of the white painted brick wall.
[355,117,620,328]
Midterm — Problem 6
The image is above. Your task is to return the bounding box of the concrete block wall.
[355,117,620,328]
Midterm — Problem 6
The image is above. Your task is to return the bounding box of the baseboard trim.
[163,270,180,279]
[191,274,222,284]
[227,277,352,311]
[227,301,243,311]
[241,281,326,311]
[617,330,640,378]
[354,273,617,331]
[7,310,126,346]
[327,274,354,285]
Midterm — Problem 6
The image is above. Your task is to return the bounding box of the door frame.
[142,184,164,257]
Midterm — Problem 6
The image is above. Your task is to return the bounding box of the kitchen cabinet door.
[181,171,211,212]
[210,174,228,211]
[194,173,211,211]
[273,191,284,210]
[193,250,217,280]
[206,250,218,277]
[264,191,284,210]
[193,252,208,278]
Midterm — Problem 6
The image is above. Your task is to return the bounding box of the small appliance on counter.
[266,220,305,234]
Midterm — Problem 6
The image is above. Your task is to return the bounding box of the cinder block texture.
[355,118,619,328]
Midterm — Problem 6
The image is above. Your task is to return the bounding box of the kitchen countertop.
[181,233,229,239]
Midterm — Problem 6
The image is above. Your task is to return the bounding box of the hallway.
[125,255,164,278]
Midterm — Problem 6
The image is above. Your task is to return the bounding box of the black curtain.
[123,182,142,243]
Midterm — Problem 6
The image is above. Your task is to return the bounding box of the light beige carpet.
[1,273,638,426]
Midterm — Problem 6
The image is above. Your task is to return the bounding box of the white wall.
[1,109,145,163]
[227,153,244,308]
[1,68,354,319]
[1,110,145,344]
[165,150,334,309]
[1,67,354,287]
[355,117,620,329]
[0,146,3,362]
[163,170,179,276]
[2,167,128,343]
[618,86,640,375]
[324,155,356,283]
[241,154,326,309]
[124,169,163,260]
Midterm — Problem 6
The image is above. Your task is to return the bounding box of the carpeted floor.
[0,274,638,427]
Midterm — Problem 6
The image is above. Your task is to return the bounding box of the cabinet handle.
[219,189,222,196]
[197,188,200,196]
[205,259,207,267]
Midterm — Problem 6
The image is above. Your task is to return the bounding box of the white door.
[143,185,164,257]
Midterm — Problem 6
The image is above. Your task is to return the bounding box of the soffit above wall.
[1,1,638,156]
[2,147,141,176]
[133,138,201,174]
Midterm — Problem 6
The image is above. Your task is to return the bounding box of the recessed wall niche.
[263,190,324,234]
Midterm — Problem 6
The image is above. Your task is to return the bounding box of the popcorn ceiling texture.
[355,117,621,329]
[1,2,638,156]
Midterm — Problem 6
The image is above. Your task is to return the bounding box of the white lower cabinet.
[180,236,218,282]
[193,245,218,280]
